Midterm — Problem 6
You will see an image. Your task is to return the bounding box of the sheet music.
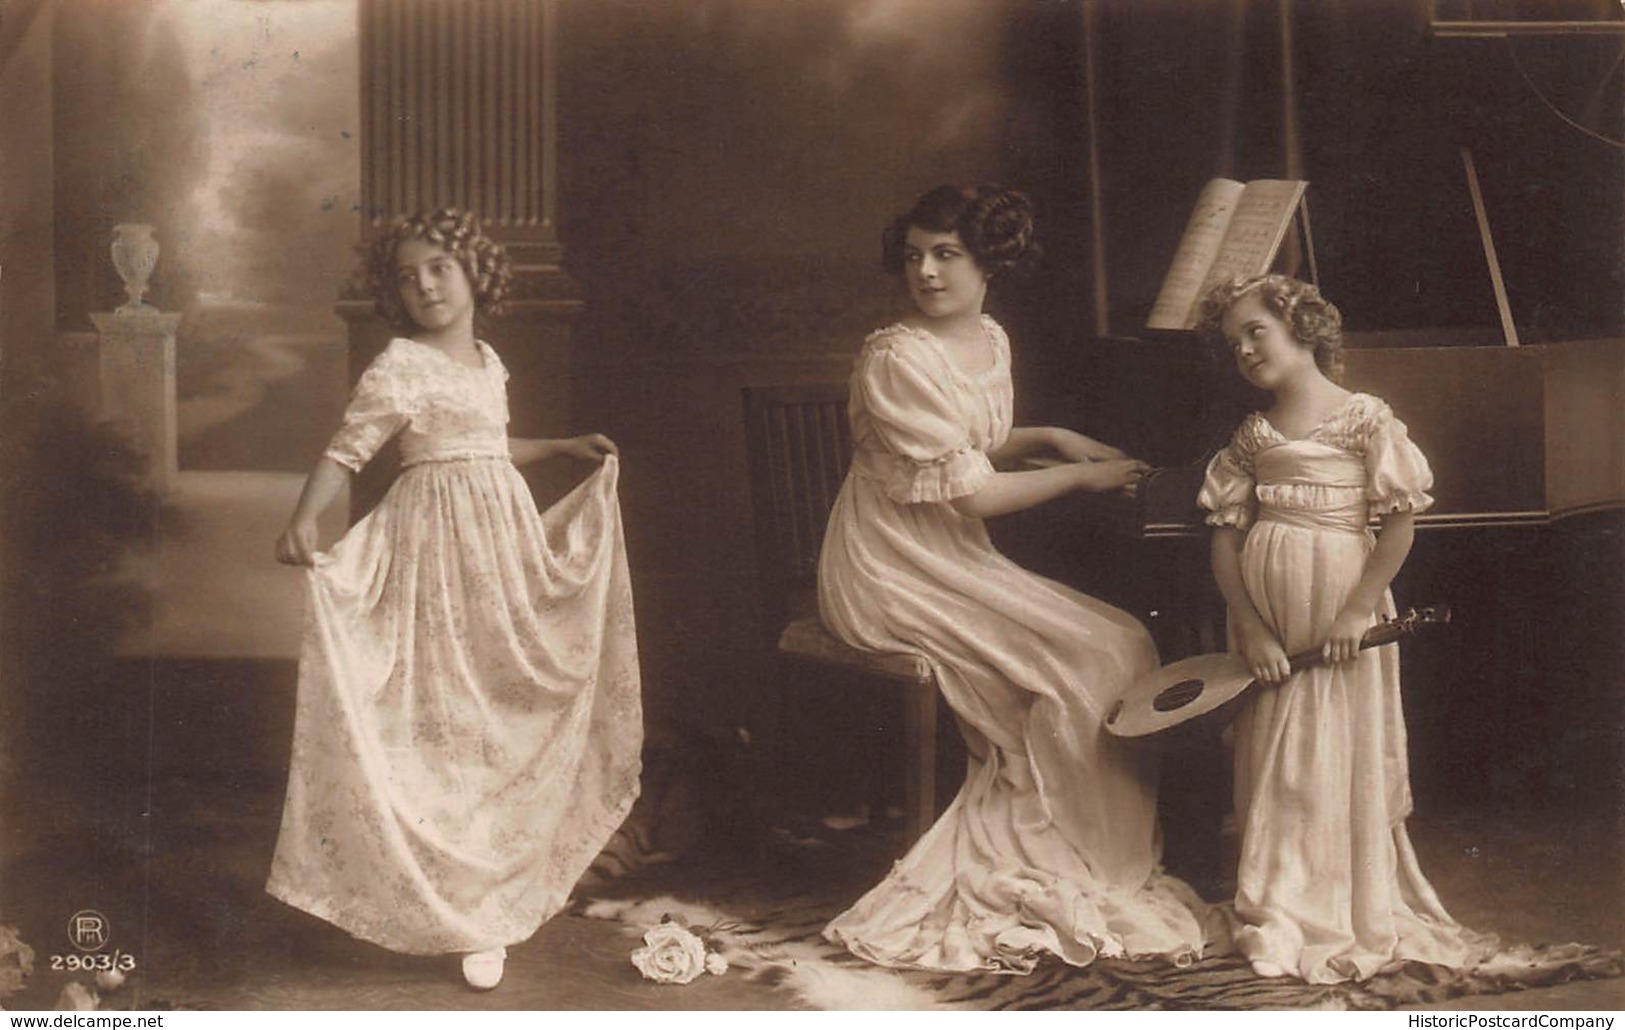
[1192,179,1309,305]
[1146,178,1246,331]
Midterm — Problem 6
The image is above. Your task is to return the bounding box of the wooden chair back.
[740,382,853,616]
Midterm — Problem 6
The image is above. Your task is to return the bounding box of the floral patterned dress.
[265,337,642,956]
[1198,392,1495,983]
[816,319,1208,974]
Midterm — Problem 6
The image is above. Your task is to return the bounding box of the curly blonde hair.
[357,208,514,331]
[1196,274,1344,381]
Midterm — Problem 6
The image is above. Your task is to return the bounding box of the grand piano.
[1001,0,1625,891]
[1033,0,1625,666]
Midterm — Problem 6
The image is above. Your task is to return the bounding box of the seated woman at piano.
[1197,274,1498,983]
[816,182,1210,973]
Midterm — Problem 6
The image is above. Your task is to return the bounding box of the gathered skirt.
[266,456,643,955]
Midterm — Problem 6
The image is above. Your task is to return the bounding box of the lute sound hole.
[1153,678,1205,712]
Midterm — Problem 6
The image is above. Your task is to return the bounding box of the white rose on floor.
[631,923,708,985]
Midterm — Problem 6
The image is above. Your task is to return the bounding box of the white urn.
[110,223,160,314]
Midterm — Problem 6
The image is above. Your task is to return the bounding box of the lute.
[1105,604,1451,741]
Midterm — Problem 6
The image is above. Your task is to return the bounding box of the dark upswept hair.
[1196,273,1345,381]
[358,208,514,330]
[881,183,1041,278]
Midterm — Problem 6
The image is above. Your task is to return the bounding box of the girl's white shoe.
[462,947,507,990]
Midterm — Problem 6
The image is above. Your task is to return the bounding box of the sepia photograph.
[0,0,1621,1014]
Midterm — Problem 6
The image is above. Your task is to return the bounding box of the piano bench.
[776,614,941,846]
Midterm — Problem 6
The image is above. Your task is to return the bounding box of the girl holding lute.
[1195,274,1497,984]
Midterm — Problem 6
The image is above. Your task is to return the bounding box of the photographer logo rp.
[68,910,109,952]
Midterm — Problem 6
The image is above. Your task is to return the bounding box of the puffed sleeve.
[1364,400,1434,517]
[856,334,994,504]
[323,350,412,473]
[486,341,511,383]
[1198,436,1257,531]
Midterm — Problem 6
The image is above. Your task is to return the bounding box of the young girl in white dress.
[816,183,1209,974]
[266,209,643,990]
[1197,274,1496,983]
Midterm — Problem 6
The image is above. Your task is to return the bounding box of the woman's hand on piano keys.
[1020,452,1151,495]
[1075,458,1152,494]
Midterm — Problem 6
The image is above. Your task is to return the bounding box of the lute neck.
[1283,618,1414,674]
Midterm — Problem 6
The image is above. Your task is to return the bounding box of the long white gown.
[265,337,643,955]
[1198,392,1495,983]
[816,318,1208,974]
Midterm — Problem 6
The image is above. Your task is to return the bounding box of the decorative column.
[90,310,181,493]
[358,0,565,275]
[342,0,580,510]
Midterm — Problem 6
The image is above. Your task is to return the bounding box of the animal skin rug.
[580,892,1623,1011]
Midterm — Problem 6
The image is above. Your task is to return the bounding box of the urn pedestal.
[90,310,181,493]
